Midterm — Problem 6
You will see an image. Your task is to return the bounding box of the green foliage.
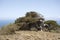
[25,11,40,18]
[44,20,58,26]
[44,20,58,28]
[15,11,44,23]
[44,20,60,32]
[15,11,44,30]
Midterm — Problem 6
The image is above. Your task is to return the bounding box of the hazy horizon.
[0,18,60,27]
[0,0,60,20]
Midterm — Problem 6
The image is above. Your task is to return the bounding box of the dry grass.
[0,31,60,40]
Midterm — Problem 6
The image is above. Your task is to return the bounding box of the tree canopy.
[15,11,44,23]
[15,11,44,30]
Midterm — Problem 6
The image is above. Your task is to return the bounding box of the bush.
[15,11,44,31]
[44,20,60,32]
[0,24,19,35]
[25,11,40,18]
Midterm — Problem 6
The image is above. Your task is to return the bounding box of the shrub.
[15,11,44,31]
[44,20,60,32]
[0,24,20,35]
[25,11,40,18]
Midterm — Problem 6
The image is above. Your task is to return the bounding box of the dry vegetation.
[0,31,60,40]
[0,11,60,40]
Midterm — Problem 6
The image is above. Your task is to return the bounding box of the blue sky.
[0,0,60,20]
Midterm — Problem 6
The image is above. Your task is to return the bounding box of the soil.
[0,31,60,40]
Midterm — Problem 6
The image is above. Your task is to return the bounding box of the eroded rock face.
[0,31,60,40]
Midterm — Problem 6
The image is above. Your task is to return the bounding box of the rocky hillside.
[0,31,60,40]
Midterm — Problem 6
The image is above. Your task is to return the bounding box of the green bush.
[25,11,40,18]
[15,11,44,30]
[44,20,60,32]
